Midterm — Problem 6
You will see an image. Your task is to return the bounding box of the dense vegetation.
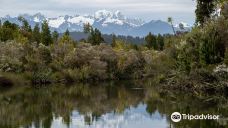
[0,0,227,95]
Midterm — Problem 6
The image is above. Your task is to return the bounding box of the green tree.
[0,21,19,41]
[111,33,117,47]
[88,28,104,45]
[195,0,215,25]
[145,32,157,50]
[83,23,104,45]
[32,23,41,44]
[65,29,70,36]
[200,21,225,64]
[52,30,59,43]
[157,34,164,51]
[41,20,52,46]
[18,16,32,41]
[168,17,176,35]
[59,29,74,44]
[83,23,92,33]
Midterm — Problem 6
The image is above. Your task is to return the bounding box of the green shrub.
[143,50,176,77]
[116,49,145,79]
[37,44,52,65]
[177,18,228,73]
[62,66,92,82]
[0,42,24,72]
[199,20,226,64]
[30,67,53,84]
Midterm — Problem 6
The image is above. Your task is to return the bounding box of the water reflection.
[0,81,227,128]
[48,104,167,128]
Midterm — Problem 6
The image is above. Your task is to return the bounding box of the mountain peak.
[95,10,113,19]
[33,12,46,22]
[33,12,43,17]
[114,10,125,20]
[0,11,191,36]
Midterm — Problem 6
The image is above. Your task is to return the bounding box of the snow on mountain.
[114,10,125,20]
[95,10,114,19]
[102,18,124,26]
[68,15,94,26]
[0,10,191,36]
[126,18,145,27]
[32,13,46,22]
[49,16,65,28]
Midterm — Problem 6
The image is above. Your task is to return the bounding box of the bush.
[30,67,53,84]
[116,49,145,79]
[0,42,24,72]
[142,50,176,77]
[95,44,118,79]
[199,19,226,64]
[37,44,52,65]
[62,66,92,82]
[177,18,228,74]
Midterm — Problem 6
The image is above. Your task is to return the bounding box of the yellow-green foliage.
[113,40,135,51]
[62,66,92,82]
[142,50,176,77]
[175,17,228,74]
[59,34,76,44]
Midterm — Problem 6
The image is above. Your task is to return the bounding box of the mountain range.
[0,10,191,37]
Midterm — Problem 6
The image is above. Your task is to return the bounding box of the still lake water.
[0,81,227,128]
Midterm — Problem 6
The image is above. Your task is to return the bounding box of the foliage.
[83,23,104,45]
[0,12,227,91]
[83,23,92,33]
[221,2,228,19]
[195,0,216,25]
[175,17,228,76]
[32,23,41,44]
[145,32,157,49]
[156,34,165,50]
[41,20,53,46]
[199,19,226,64]
[18,16,32,42]
[30,67,53,84]
[111,34,117,47]
[0,42,24,73]
[88,28,104,45]
[0,21,19,42]
[59,29,76,45]
[52,30,59,43]
[145,32,165,51]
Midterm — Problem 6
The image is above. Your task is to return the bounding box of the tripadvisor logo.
[171,112,220,123]
[171,112,182,122]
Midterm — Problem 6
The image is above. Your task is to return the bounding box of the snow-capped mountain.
[0,10,191,36]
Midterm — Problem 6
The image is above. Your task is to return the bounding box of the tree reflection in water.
[0,81,227,128]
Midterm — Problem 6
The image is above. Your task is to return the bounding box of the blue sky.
[0,0,196,24]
